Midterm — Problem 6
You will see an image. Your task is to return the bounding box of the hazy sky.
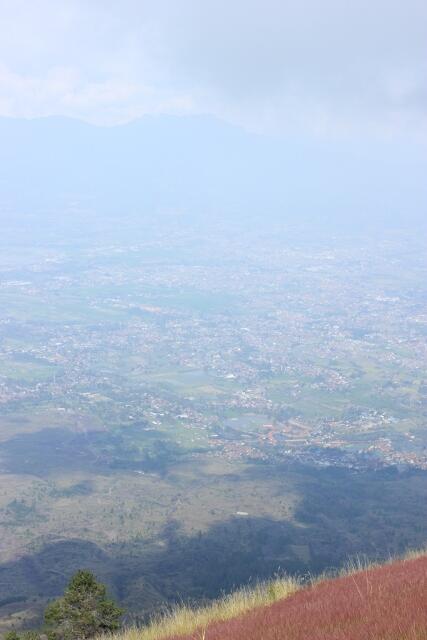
[0,0,426,139]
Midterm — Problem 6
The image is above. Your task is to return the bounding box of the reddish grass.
[170,556,427,640]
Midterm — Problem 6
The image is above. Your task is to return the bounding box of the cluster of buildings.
[0,231,426,472]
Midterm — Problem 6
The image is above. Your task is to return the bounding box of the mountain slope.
[115,552,427,640]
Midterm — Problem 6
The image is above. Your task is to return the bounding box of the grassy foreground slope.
[114,552,427,640]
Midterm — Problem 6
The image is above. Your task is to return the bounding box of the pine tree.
[44,570,124,640]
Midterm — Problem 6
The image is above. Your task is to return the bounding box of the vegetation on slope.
[111,551,427,640]
[106,576,299,640]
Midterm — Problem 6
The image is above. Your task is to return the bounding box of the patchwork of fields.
[0,224,426,630]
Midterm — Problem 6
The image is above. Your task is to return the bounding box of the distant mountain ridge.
[0,114,426,228]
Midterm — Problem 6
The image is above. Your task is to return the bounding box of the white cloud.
[0,0,425,137]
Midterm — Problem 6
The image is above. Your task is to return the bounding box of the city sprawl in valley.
[0,219,426,629]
